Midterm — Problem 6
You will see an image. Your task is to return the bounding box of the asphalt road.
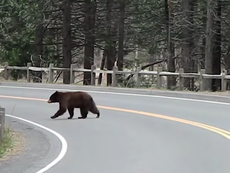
[1,85,230,173]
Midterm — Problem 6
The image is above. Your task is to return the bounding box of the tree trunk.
[33,2,44,83]
[105,0,116,86]
[117,0,125,84]
[224,6,230,90]
[33,23,43,83]
[181,0,195,90]
[224,6,230,79]
[224,47,230,90]
[165,0,176,89]
[62,0,72,84]
[98,50,106,85]
[200,2,207,70]
[189,1,197,91]
[211,0,221,91]
[83,0,96,85]
[204,0,217,91]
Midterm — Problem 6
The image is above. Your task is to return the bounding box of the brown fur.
[47,91,100,119]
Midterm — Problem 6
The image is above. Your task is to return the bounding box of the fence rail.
[1,62,229,91]
[0,107,5,142]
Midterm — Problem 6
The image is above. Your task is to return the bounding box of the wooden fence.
[0,62,229,92]
[0,107,5,143]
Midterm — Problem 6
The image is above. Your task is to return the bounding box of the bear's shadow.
[51,117,97,121]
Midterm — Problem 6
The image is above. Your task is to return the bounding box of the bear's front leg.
[51,107,67,119]
[67,107,74,119]
[78,108,88,119]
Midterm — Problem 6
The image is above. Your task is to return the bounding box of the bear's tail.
[89,97,100,118]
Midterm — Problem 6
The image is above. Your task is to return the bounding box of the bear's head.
[47,91,59,103]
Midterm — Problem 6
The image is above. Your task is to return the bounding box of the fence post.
[200,69,205,91]
[70,64,74,84]
[48,63,54,83]
[27,62,31,82]
[157,66,162,89]
[221,70,227,92]
[4,62,8,80]
[112,65,118,87]
[42,72,46,83]
[179,68,184,90]
[135,66,141,87]
[91,65,96,85]
[0,107,5,142]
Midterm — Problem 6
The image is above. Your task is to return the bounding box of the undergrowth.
[0,128,14,158]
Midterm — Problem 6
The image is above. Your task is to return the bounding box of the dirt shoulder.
[0,116,52,173]
[0,128,25,161]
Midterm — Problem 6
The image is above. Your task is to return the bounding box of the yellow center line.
[1,94,230,140]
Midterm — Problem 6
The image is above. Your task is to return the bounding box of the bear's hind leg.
[67,107,74,119]
[51,107,67,119]
[89,107,100,118]
[88,99,100,118]
[78,108,88,119]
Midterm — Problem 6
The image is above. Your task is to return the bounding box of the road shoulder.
[0,116,59,173]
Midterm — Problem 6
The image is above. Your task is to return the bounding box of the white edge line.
[5,114,68,173]
[1,85,230,106]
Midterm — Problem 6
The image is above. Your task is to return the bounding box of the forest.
[0,0,229,92]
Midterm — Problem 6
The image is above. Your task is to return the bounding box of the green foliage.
[0,0,230,87]
[0,128,14,158]
[0,0,56,67]
[0,0,37,65]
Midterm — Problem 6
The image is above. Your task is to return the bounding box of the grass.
[0,128,14,158]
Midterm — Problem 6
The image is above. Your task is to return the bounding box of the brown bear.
[47,90,100,119]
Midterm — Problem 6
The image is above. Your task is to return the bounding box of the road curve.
[1,85,230,173]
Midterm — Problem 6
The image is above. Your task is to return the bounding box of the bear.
[47,90,100,120]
